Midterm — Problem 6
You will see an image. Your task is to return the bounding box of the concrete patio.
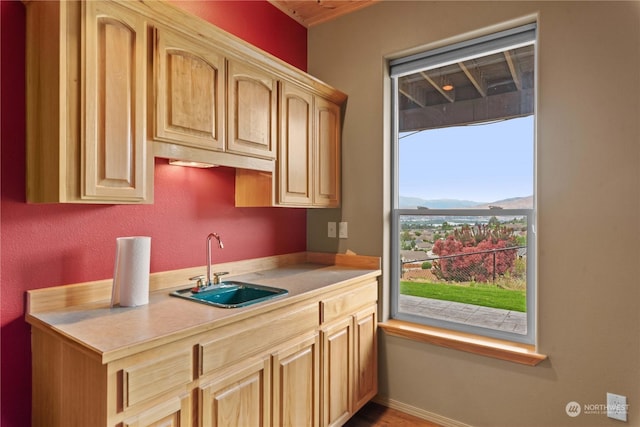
[398,294,527,334]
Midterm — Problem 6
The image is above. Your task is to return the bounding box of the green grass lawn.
[400,281,526,312]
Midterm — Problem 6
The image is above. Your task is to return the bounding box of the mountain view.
[399,195,533,209]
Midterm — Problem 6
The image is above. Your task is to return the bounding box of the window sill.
[379,319,547,366]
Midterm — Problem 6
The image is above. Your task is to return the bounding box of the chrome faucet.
[206,233,226,286]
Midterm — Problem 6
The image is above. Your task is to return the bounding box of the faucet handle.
[212,271,229,285]
[189,275,207,291]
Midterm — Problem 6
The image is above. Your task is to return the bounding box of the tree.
[400,231,416,250]
[431,225,518,282]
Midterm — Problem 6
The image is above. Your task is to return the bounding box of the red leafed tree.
[432,224,518,282]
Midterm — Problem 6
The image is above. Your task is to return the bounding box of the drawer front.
[321,281,378,324]
[122,349,193,409]
[200,303,318,376]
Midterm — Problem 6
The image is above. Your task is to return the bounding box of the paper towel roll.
[111,236,151,307]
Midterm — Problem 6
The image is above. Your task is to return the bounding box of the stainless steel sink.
[170,281,288,308]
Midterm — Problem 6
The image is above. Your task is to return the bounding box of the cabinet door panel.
[168,54,214,133]
[278,82,313,205]
[228,61,277,159]
[200,357,270,427]
[354,305,378,411]
[273,334,320,427]
[83,1,149,202]
[154,26,225,150]
[314,97,341,207]
[321,317,353,427]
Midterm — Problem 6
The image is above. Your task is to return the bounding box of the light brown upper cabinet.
[153,26,225,152]
[25,0,344,205]
[277,82,341,208]
[278,81,314,205]
[236,81,342,208]
[313,96,341,208]
[227,61,278,160]
[25,0,153,203]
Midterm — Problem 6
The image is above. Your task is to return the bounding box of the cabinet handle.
[197,344,204,377]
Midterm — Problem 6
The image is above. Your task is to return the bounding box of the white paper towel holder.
[111,236,151,307]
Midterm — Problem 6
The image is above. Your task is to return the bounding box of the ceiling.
[269,0,379,27]
[398,44,535,132]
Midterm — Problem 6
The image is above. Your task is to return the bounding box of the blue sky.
[399,116,534,203]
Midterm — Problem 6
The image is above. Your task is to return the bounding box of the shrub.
[421,261,432,270]
[431,225,518,283]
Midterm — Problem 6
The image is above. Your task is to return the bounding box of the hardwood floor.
[344,402,444,427]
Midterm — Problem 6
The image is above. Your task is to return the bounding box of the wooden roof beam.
[503,50,522,90]
[420,71,455,103]
[458,61,487,97]
[399,88,426,108]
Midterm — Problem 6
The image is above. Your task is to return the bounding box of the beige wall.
[308,2,640,426]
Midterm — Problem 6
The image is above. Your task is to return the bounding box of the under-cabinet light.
[169,160,218,168]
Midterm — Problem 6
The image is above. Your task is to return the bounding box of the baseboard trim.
[372,396,473,427]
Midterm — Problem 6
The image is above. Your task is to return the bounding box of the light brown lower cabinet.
[322,316,354,427]
[200,356,271,427]
[30,279,378,427]
[199,332,321,427]
[272,334,321,427]
[321,304,378,427]
[353,305,378,410]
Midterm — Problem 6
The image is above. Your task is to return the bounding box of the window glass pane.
[399,117,533,208]
[398,213,531,337]
[391,25,536,343]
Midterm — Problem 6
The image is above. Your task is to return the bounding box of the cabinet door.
[122,394,191,427]
[83,1,151,202]
[153,26,225,151]
[228,61,277,159]
[200,357,270,427]
[272,334,320,427]
[313,97,341,207]
[321,317,353,427]
[278,81,313,205]
[353,305,378,411]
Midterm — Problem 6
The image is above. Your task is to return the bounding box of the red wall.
[0,2,306,426]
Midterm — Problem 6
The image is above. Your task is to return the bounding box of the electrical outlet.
[327,222,337,238]
[607,393,627,422]
[339,222,348,238]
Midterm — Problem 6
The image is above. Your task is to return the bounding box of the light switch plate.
[328,222,337,238]
[607,393,627,421]
[339,222,348,238]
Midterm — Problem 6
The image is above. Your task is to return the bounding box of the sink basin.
[170,281,288,308]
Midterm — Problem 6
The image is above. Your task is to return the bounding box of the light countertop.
[27,254,381,363]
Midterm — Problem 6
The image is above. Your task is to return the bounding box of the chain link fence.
[402,246,526,288]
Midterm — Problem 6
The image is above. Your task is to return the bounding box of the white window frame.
[390,24,537,344]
